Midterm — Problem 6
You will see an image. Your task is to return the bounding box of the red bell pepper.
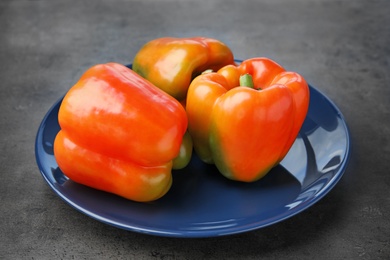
[132,37,235,101]
[54,63,188,202]
[186,57,310,182]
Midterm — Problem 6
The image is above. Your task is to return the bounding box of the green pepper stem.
[239,74,255,89]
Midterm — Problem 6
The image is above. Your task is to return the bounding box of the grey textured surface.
[1,0,390,259]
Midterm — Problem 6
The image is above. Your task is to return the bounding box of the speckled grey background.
[1,0,389,259]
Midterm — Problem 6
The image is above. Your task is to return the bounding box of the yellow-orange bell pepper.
[132,37,235,101]
[186,58,310,182]
[54,63,188,202]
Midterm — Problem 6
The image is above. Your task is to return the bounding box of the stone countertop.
[1,0,389,259]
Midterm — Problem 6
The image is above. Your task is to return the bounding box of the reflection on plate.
[35,73,350,237]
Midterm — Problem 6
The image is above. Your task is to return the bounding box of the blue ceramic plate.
[35,73,350,238]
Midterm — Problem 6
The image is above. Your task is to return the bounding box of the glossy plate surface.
[35,79,351,238]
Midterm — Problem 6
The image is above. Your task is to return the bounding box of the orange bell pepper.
[186,57,310,182]
[54,63,188,202]
[132,37,235,101]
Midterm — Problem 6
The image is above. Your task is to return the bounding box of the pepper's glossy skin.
[132,37,235,101]
[54,63,188,202]
[186,58,310,182]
